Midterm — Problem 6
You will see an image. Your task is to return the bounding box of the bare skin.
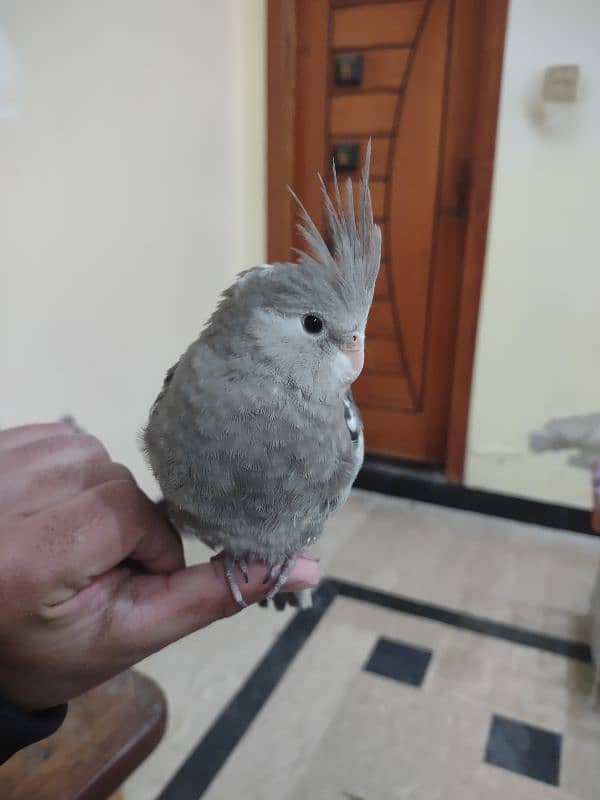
[0,423,319,711]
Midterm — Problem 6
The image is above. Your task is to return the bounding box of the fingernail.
[286,558,320,589]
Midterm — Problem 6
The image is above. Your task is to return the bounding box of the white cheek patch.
[249,310,364,389]
[249,309,304,342]
[269,313,304,340]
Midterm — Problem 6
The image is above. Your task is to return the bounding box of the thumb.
[120,556,320,652]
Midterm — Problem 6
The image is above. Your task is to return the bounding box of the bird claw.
[222,552,299,610]
[262,563,281,585]
[265,556,296,601]
[223,552,248,609]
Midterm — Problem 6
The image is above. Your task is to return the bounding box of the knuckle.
[76,434,110,462]
[48,421,78,437]
[0,519,53,604]
[112,462,136,483]
[98,461,135,485]
[92,479,149,525]
[94,477,139,506]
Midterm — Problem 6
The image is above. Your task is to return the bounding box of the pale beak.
[341,333,365,382]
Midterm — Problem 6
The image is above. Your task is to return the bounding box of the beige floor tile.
[465,762,569,799]
[289,674,492,800]
[560,724,600,800]
[120,489,600,800]
[122,537,296,800]
[316,489,379,571]
[325,596,449,655]
[204,607,376,800]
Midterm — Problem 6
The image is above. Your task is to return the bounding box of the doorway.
[268,0,508,476]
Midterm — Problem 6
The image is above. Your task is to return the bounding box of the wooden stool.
[0,670,166,800]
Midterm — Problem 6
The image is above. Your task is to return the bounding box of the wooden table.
[0,670,166,800]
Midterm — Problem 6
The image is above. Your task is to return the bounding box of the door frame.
[267,0,510,481]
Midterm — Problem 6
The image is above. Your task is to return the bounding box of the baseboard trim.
[354,456,596,537]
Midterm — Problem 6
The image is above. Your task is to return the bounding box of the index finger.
[0,423,77,453]
[114,556,321,652]
[23,480,185,588]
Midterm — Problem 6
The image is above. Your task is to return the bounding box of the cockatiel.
[143,144,381,609]
[529,413,600,469]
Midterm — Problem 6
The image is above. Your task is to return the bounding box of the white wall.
[3,0,596,510]
[466,0,600,508]
[0,0,266,496]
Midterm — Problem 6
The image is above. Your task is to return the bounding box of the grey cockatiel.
[143,144,381,609]
[529,413,600,468]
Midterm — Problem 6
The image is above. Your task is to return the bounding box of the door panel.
[332,2,425,48]
[387,0,449,407]
[330,94,397,134]
[293,0,483,464]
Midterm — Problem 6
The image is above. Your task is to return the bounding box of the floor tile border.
[354,457,596,537]
[156,578,591,800]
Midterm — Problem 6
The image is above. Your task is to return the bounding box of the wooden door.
[287,0,486,465]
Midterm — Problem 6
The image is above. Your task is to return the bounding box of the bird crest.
[289,140,382,306]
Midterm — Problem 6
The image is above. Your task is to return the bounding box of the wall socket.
[542,65,579,103]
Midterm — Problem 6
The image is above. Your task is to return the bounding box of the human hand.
[0,423,319,710]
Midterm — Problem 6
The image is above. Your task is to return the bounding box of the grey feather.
[143,145,380,604]
[290,139,381,308]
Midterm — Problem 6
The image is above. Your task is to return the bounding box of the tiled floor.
[123,490,600,800]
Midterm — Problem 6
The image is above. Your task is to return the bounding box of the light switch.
[542,65,579,103]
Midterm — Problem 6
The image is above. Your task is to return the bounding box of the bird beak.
[341,334,365,382]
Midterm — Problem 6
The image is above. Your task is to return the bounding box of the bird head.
[204,142,381,400]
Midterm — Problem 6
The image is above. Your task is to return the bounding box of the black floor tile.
[484,714,562,786]
[364,637,432,687]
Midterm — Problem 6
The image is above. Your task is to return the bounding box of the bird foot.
[222,552,299,610]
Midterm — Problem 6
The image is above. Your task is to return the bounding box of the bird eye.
[303,314,323,334]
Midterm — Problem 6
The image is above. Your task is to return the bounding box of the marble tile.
[120,489,600,800]
[561,723,600,800]
[122,540,296,800]
[364,637,432,687]
[289,674,492,800]
[484,714,561,786]
[203,603,377,800]
[465,762,569,799]
[428,628,581,733]
[316,489,379,571]
[329,494,600,640]
[325,595,451,654]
